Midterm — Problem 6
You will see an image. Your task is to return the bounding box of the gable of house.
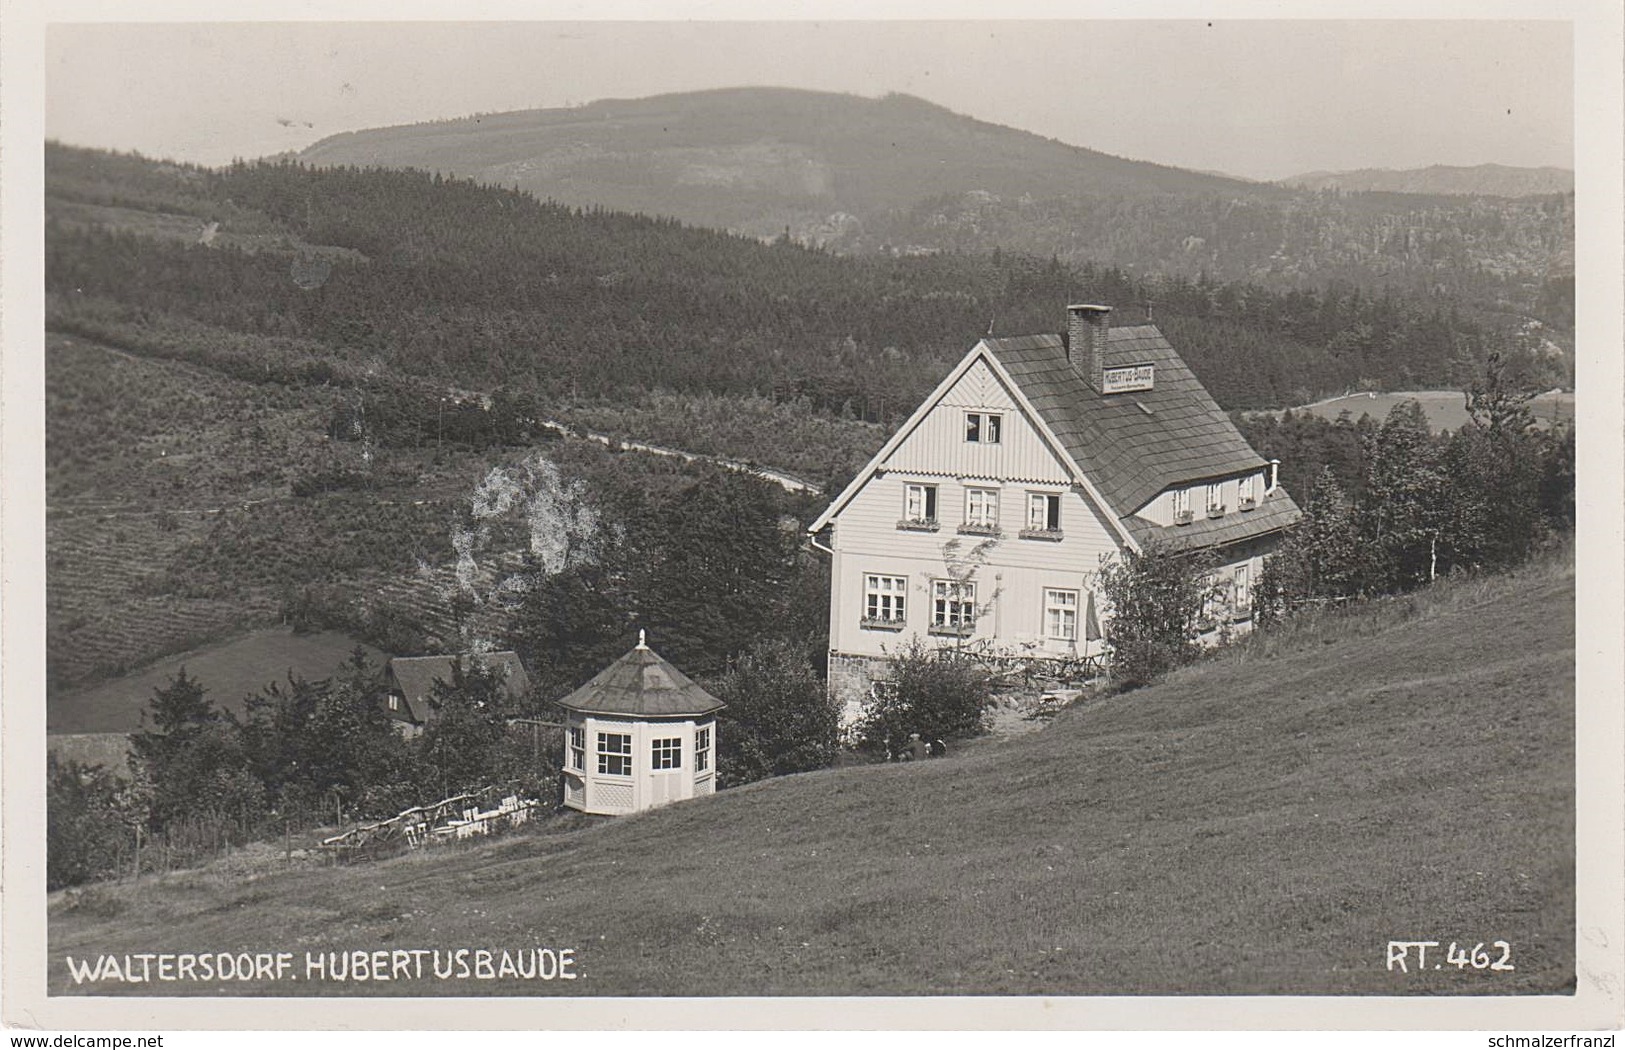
[881,354,1074,485]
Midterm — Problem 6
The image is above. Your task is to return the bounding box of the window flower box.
[1174,510,1194,525]
[896,518,940,532]
[927,623,975,638]
[1018,527,1065,542]
[1230,607,1254,623]
[957,522,1000,537]
[1206,505,1227,519]
[1238,496,1258,511]
[859,616,906,631]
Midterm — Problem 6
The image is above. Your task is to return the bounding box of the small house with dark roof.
[382,651,531,738]
[808,303,1301,706]
[556,632,724,816]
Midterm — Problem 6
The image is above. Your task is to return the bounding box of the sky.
[43,19,1574,182]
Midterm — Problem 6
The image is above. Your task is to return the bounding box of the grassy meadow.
[50,548,1575,997]
[47,628,385,735]
[1279,389,1576,433]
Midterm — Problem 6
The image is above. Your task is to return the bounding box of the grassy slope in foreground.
[51,552,1575,996]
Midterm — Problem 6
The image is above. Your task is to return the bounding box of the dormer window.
[1206,482,1225,517]
[1172,488,1192,525]
[965,412,1002,444]
[1238,475,1258,510]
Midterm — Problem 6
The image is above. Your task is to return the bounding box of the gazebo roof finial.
[637,628,648,650]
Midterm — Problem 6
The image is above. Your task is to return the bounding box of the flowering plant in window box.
[1018,527,1064,541]
[895,518,940,532]
[1174,509,1194,525]
[1238,496,1257,511]
[859,616,906,631]
[956,522,1000,537]
[1206,505,1227,519]
[927,623,976,638]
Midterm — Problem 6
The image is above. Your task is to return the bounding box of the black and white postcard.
[3,0,1621,1039]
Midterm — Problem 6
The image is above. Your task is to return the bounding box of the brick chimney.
[1067,304,1112,391]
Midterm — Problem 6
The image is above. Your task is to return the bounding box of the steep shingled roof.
[985,326,1270,517]
[555,643,725,719]
[386,651,531,724]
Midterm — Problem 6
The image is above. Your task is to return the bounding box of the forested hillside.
[44,142,1569,699]
[295,88,1574,333]
[48,144,1562,438]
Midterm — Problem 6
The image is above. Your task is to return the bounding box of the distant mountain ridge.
[295,87,1573,331]
[1281,164,1573,197]
[299,87,1276,239]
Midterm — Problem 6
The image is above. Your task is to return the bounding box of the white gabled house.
[808,304,1302,706]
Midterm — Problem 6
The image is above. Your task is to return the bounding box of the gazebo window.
[597,732,632,776]
[651,737,682,770]
[568,726,585,771]
[695,726,711,772]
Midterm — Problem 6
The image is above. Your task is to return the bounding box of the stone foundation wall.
[826,650,894,716]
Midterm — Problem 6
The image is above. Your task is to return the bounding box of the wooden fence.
[319,785,541,862]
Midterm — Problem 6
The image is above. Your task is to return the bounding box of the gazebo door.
[647,726,687,807]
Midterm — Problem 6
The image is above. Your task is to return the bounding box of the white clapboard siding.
[829,476,1120,658]
[885,358,1071,484]
[827,352,1126,660]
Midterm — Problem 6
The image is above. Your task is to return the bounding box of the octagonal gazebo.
[556,631,726,816]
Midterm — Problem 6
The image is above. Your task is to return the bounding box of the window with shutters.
[1022,492,1062,539]
[961,487,999,534]
[900,483,939,530]
[1172,488,1193,524]
[1238,474,1258,510]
